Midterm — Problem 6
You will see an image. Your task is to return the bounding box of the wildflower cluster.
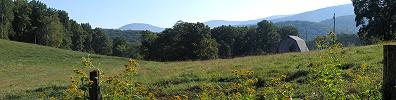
[173,95,189,100]
[124,59,138,74]
[199,70,258,99]
[260,74,296,99]
[60,56,156,99]
[63,56,96,99]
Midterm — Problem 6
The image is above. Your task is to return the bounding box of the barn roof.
[288,36,309,52]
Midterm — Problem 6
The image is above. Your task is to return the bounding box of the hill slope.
[319,15,358,34]
[0,39,131,98]
[0,39,386,99]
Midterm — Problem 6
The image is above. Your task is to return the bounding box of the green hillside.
[0,39,387,99]
[0,39,132,98]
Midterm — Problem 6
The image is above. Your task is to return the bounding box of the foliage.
[112,37,141,59]
[10,0,31,42]
[92,28,112,55]
[58,56,156,99]
[198,70,258,99]
[0,0,14,39]
[143,20,305,61]
[0,0,138,58]
[353,0,396,41]
[256,20,280,54]
[278,26,299,39]
[211,25,248,58]
[103,29,142,44]
[140,30,158,60]
[145,21,219,61]
[70,20,86,51]
[309,32,381,99]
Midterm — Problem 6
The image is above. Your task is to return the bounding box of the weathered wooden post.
[384,45,396,99]
[89,70,102,100]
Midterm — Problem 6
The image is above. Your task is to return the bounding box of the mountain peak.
[119,23,164,32]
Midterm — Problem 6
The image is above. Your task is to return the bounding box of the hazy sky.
[39,0,352,28]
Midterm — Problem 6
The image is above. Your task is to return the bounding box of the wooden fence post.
[89,70,102,100]
[383,45,396,99]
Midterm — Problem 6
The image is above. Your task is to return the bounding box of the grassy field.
[0,39,387,99]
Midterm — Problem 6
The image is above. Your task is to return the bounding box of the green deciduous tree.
[70,20,85,51]
[92,28,112,55]
[140,30,158,60]
[11,0,31,42]
[81,23,94,53]
[278,26,299,39]
[0,0,14,39]
[40,9,65,47]
[352,0,396,42]
[147,21,218,61]
[112,37,129,57]
[29,0,47,44]
[57,10,72,49]
[256,20,280,53]
[211,25,247,58]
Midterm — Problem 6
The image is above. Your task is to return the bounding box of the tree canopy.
[353,0,396,41]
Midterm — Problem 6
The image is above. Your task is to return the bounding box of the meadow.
[0,39,386,99]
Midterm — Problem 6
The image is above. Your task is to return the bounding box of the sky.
[39,0,352,29]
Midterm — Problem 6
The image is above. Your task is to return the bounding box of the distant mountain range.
[270,4,354,23]
[118,4,358,37]
[204,4,354,27]
[204,15,289,28]
[319,15,358,34]
[274,15,358,40]
[118,23,164,32]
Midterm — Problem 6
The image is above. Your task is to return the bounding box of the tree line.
[141,20,299,61]
[0,0,138,58]
[0,0,370,61]
[0,0,302,61]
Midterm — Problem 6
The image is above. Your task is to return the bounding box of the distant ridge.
[204,15,289,28]
[204,4,354,28]
[270,4,354,23]
[118,23,164,32]
[119,4,355,34]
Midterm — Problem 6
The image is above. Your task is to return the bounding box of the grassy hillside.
[0,39,133,98]
[0,39,387,99]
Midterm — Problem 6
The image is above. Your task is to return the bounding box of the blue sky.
[39,0,352,29]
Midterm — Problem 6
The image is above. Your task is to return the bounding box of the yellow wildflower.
[174,95,182,100]
[247,87,256,95]
[234,92,242,98]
